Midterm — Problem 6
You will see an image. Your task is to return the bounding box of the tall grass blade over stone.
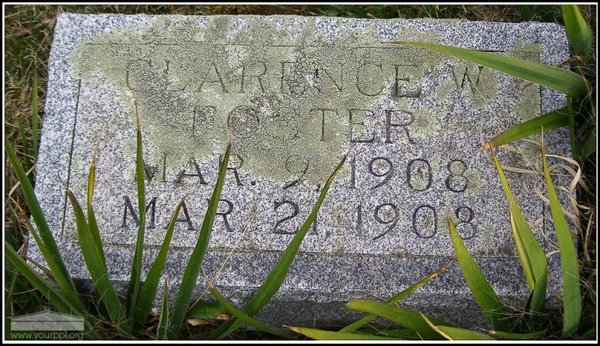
[582,130,596,159]
[359,328,422,339]
[483,107,569,150]
[86,153,106,269]
[15,112,32,169]
[167,140,232,339]
[6,140,83,311]
[22,206,77,307]
[346,299,447,339]
[66,185,129,335]
[487,329,546,339]
[435,325,495,340]
[133,201,183,331]
[208,285,291,339]
[447,217,509,332]
[492,152,547,315]
[542,148,581,337]
[340,260,453,333]
[5,243,100,339]
[561,5,593,64]
[126,108,147,320]
[419,312,494,340]
[209,152,350,339]
[157,281,170,340]
[509,211,535,289]
[187,300,227,320]
[394,41,588,98]
[31,68,40,157]
[286,326,395,340]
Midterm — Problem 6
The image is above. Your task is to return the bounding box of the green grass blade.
[355,328,421,339]
[86,153,106,269]
[340,260,453,332]
[5,242,74,314]
[6,252,19,315]
[509,211,535,292]
[394,41,588,98]
[15,112,31,169]
[20,221,91,325]
[542,149,581,337]
[6,243,101,339]
[286,326,395,340]
[509,211,535,290]
[448,217,509,332]
[187,300,227,319]
[20,209,69,287]
[562,5,593,64]
[157,281,170,340]
[167,141,232,339]
[31,68,39,157]
[566,97,581,160]
[133,201,182,331]
[209,152,350,339]
[436,325,494,340]
[420,312,494,340]
[581,130,596,159]
[66,189,129,335]
[487,329,545,339]
[127,109,146,319]
[84,154,128,331]
[209,285,292,339]
[492,152,548,315]
[5,140,83,310]
[346,299,446,339]
[483,107,569,150]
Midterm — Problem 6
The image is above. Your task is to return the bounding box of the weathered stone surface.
[32,13,572,328]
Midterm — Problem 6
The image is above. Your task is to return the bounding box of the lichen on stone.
[407,108,440,140]
[71,16,402,186]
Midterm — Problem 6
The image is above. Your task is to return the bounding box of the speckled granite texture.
[31,13,573,328]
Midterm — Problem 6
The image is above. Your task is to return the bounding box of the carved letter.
[452,65,484,91]
[135,153,167,183]
[121,196,157,229]
[228,106,260,139]
[311,108,338,142]
[384,109,413,144]
[280,61,301,94]
[356,62,384,96]
[412,205,437,238]
[214,199,234,232]
[192,106,216,137]
[372,203,399,240]
[221,154,244,186]
[126,59,152,92]
[316,64,343,92]
[273,200,299,234]
[198,62,228,93]
[273,200,317,235]
[348,109,375,143]
[394,64,421,98]
[167,199,194,230]
[175,159,208,185]
[241,61,267,92]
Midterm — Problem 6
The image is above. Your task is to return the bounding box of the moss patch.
[69,16,451,186]
[407,108,440,140]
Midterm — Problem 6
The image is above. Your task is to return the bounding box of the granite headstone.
[32,13,572,328]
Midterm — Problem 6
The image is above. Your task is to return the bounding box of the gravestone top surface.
[32,13,571,327]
